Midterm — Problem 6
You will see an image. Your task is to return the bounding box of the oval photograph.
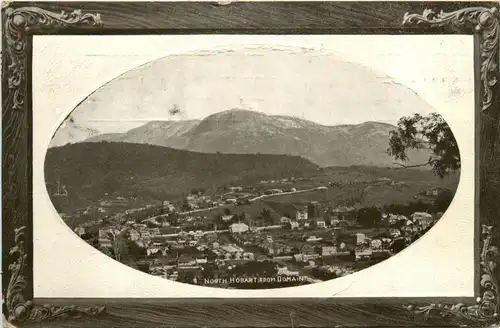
[45,47,461,289]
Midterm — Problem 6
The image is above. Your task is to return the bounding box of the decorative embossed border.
[2,2,500,327]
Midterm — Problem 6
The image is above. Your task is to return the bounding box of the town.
[70,175,449,289]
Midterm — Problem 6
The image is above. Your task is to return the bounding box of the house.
[331,206,356,222]
[300,244,316,255]
[355,247,373,260]
[305,260,318,268]
[230,223,249,233]
[204,231,218,240]
[294,254,304,262]
[98,228,115,239]
[322,246,338,256]
[295,206,308,221]
[256,255,268,262]
[195,257,208,264]
[222,215,234,222]
[277,266,299,276]
[356,233,366,245]
[290,221,300,230]
[178,255,197,267]
[412,212,434,226]
[388,214,408,225]
[147,247,161,256]
[74,227,85,237]
[306,235,322,242]
[426,188,440,196]
[129,229,140,241]
[280,217,291,224]
[389,228,401,238]
[243,252,255,260]
[99,237,112,248]
[316,220,327,229]
[371,239,383,249]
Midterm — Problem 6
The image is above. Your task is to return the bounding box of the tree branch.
[392,159,436,169]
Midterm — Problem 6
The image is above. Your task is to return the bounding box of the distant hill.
[83,109,433,167]
[86,120,200,149]
[44,142,320,214]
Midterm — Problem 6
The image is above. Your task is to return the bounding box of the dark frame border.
[2,2,500,327]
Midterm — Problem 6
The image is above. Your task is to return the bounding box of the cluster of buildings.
[68,170,446,288]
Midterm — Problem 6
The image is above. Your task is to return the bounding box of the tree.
[434,189,455,212]
[168,104,181,117]
[387,113,460,178]
[356,207,382,228]
[390,238,407,254]
[260,208,273,225]
[145,221,158,229]
[166,212,178,226]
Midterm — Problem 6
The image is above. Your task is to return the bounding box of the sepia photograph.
[45,46,461,290]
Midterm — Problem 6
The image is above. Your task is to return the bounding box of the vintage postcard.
[3,2,499,328]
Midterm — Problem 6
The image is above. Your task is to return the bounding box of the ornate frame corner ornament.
[3,6,103,112]
[5,226,106,323]
[404,225,500,325]
[3,6,104,324]
[403,7,499,113]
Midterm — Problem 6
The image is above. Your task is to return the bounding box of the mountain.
[44,142,320,214]
[83,109,431,167]
[85,120,200,149]
[49,119,101,148]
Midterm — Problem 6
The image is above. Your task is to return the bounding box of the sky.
[50,46,436,146]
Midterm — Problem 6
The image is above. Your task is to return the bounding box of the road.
[146,186,326,221]
[180,187,325,215]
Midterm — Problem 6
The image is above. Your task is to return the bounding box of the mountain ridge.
[81,109,433,167]
[45,141,320,214]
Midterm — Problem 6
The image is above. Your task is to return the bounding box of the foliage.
[382,192,454,217]
[387,113,460,178]
[356,206,382,228]
[389,238,407,254]
[311,267,337,280]
[45,142,319,214]
[128,241,146,257]
[434,189,455,213]
[258,208,273,225]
